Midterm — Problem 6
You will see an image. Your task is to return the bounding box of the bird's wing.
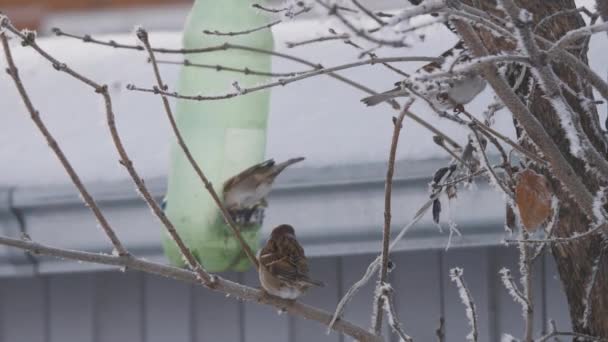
[268,157,305,178]
[223,159,275,194]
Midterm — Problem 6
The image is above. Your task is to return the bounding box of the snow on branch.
[449,268,478,342]
[582,245,606,328]
[499,268,530,313]
[379,284,413,342]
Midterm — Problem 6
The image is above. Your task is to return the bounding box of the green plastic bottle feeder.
[163,0,274,272]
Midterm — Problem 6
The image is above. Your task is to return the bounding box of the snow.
[449,267,478,342]
[1,6,606,188]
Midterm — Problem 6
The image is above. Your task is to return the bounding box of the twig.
[2,21,216,286]
[537,320,608,342]
[535,7,598,33]
[470,124,514,198]
[373,100,414,334]
[251,3,289,13]
[315,0,410,48]
[436,317,445,342]
[0,235,381,342]
[519,232,534,342]
[328,194,439,332]
[137,28,259,268]
[156,58,311,77]
[498,268,531,316]
[350,0,386,26]
[548,21,608,53]
[459,111,547,166]
[127,56,441,101]
[500,0,608,180]
[449,268,478,342]
[379,284,413,342]
[1,33,130,258]
[203,20,281,36]
[452,19,599,222]
[505,222,606,244]
[286,34,350,48]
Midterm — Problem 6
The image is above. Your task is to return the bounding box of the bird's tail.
[361,87,409,106]
[300,277,325,287]
[271,157,305,176]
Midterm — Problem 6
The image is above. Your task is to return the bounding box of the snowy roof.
[1,18,505,187]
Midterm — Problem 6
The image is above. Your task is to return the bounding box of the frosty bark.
[463,0,608,337]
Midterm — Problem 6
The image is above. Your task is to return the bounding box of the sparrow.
[258,224,324,299]
[222,158,305,224]
[361,41,486,111]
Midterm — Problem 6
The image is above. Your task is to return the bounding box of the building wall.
[0,246,571,342]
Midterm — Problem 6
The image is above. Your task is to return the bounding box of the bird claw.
[453,104,465,113]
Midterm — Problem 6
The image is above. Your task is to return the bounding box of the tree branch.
[373,100,414,334]
[137,28,259,268]
[0,235,381,342]
[1,20,216,286]
[1,33,129,258]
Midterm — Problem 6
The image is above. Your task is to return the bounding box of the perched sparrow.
[223,157,304,214]
[258,224,324,299]
[361,41,486,111]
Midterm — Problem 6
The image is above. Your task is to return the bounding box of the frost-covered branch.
[500,0,608,180]
[499,268,531,314]
[548,21,608,52]
[450,268,478,342]
[582,245,606,328]
[536,320,608,342]
[453,19,600,223]
[379,284,413,342]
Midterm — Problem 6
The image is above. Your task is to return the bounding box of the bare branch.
[1,21,216,286]
[350,0,386,26]
[373,100,414,334]
[286,34,350,48]
[127,56,441,101]
[137,28,259,268]
[155,58,311,77]
[0,235,381,342]
[1,33,129,258]
[203,20,281,36]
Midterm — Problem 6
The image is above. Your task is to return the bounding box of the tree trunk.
[461,0,608,337]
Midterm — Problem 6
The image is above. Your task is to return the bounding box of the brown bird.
[361,41,486,110]
[223,157,305,212]
[258,224,324,299]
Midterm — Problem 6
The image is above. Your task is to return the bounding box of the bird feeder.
[162,0,274,272]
